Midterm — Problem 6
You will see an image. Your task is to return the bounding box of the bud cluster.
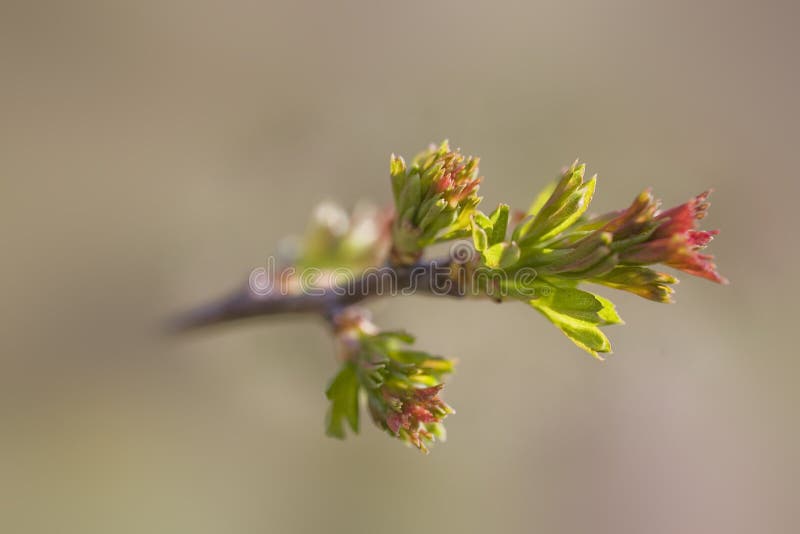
[386,149,726,359]
[325,309,454,452]
[314,142,727,450]
[389,141,482,265]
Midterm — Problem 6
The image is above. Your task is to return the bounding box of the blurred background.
[2,1,798,532]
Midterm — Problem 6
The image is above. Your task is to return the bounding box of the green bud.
[390,154,407,202]
[523,174,596,244]
[389,141,483,264]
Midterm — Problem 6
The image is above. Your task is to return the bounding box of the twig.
[170,260,462,333]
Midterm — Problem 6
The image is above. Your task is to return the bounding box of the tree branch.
[170,259,462,333]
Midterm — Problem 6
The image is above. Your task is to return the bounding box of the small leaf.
[488,204,510,245]
[472,223,488,251]
[473,211,493,231]
[436,196,483,242]
[528,284,622,358]
[511,214,534,243]
[593,293,624,325]
[530,299,612,359]
[482,241,520,269]
[525,175,597,243]
[418,198,448,230]
[397,173,421,216]
[545,286,623,326]
[526,181,557,218]
[325,363,360,439]
[419,209,458,245]
[375,331,415,345]
[500,241,521,269]
[498,276,551,300]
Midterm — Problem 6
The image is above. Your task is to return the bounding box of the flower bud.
[389,141,483,264]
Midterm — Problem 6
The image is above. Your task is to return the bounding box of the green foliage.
[325,363,360,438]
[326,315,455,453]
[177,141,727,453]
[310,141,725,450]
[516,161,597,244]
[529,286,622,359]
[386,143,724,359]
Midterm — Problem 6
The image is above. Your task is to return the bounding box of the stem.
[170,259,462,332]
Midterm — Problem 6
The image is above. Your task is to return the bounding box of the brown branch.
[169,260,463,333]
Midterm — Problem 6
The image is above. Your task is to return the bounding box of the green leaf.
[418,209,458,245]
[472,211,493,231]
[472,223,488,251]
[511,214,534,243]
[397,173,421,216]
[593,293,624,325]
[530,299,612,359]
[325,363,360,439]
[545,286,623,326]
[526,181,557,218]
[488,204,509,245]
[375,331,415,345]
[482,241,520,269]
[393,350,455,375]
[409,374,440,386]
[500,242,521,269]
[418,198,448,230]
[528,284,622,358]
[498,276,552,300]
[526,175,597,243]
[435,196,483,242]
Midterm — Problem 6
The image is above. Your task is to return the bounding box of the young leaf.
[472,211,493,231]
[325,363,360,439]
[525,175,597,243]
[472,223,488,252]
[541,286,623,326]
[488,203,510,245]
[397,174,422,219]
[527,181,558,218]
[529,299,612,359]
[591,293,625,326]
[528,284,621,358]
[482,241,521,269]
[511,214,534,243]
[375,331,416,345]
[435,196,483,242]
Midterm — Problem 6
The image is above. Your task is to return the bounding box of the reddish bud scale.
[598,190,727,284]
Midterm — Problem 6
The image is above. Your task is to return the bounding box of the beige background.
[2,1,798,533]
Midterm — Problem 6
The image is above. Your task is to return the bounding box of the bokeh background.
[2,1,798,533]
